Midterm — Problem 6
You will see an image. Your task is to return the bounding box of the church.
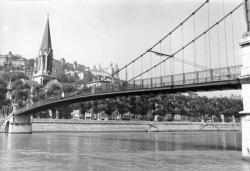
[33,15,54,85]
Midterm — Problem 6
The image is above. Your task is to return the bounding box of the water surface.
[0,131,249,171]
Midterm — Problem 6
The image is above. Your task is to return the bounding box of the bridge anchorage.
[4,103,32,134]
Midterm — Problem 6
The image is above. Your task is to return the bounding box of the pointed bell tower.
[6,77,12,100]
[33,14,55,85]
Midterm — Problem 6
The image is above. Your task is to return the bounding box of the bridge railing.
[16,65,241,114]
[129,65,241,89]
[240,66,250,76]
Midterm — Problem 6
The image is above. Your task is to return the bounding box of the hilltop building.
[91,63,119,82]
[0,52,31,73]
[86,63,120,92]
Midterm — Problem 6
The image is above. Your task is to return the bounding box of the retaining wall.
[0,119,241,133]
[32,119,241,132]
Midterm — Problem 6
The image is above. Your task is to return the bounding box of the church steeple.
[33,14,54,85]
[40,14,52,54]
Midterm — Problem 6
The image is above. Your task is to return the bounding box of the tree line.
[75,93,242,122]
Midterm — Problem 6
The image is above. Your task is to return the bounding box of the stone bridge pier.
[240,33,250,160]
[4,104,32,134]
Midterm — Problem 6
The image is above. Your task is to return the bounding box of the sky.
[0,0,245,97]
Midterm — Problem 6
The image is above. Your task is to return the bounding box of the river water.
[0,131,249,171]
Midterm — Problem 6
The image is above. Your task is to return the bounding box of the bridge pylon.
[239,32,250,160]
[4,103,32,134]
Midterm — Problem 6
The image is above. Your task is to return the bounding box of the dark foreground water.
[0,131,249,171]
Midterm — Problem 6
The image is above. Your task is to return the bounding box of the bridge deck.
[16,65,241,115]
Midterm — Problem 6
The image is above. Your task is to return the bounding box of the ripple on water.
[0,132,248,171]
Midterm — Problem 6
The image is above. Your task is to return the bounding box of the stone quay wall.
[0,119,241,133]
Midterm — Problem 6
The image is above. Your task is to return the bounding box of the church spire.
[40,14,52,54]
[33,14,54,85]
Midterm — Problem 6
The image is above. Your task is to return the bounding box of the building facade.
[0,52,29,73]
[52,59,63,75]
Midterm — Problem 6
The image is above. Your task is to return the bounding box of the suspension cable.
[170,33,172,75]
[141,55,143,79]
[125,67,128,81]
[150,52,152,78]
[217,23,221,69]
[172,56,236,76]
[133,62,134,80]
[112,0,210,77]
[155,62,156,79]
[231,13,236,66]
[128,2,243,81]
[152,50,229,74]
[193,13,197,72]
[160,42,162,77]
[150,50,210,71]
[163,42,166,76]
[174,57,209,70]
[208,1,212,69]
[223,0,229,68]
[133,50,233,81]
[205,33,207,76]
[181,23,184,74]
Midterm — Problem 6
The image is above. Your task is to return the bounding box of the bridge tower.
[240,0,250,161]
[4,103,32,134]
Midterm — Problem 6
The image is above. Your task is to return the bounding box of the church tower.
[33,15,55,85]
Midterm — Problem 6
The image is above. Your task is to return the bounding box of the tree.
[79,102,87,116]
[128,96,136,114]
[0,80,10,108]
[43,80,62,98]
[56,72,68,83]
[31,84,43,102]
[56,72,79,83]
[0,72,29,83]
[117,97,130,114]
[11,79,31,107]
[62,83,77,94]
[66,73,78,83]
[92,100,99,114]
[46,83,62,97]
[0,81,7,99]
[103,99,115,115]
[57,105,73,119]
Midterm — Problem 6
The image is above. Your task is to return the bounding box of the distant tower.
[33,14,55,85]
[6,77,12,100]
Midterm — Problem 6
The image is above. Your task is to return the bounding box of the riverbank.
[3,119,241,133]
[0,119,240,133]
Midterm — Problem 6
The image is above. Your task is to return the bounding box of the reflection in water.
[0,131,248,171]
[242,162,250,171]
[222,131,226,150]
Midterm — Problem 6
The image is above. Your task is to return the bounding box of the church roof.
[40,16,52,54]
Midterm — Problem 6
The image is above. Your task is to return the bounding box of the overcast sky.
[0,0,245,97]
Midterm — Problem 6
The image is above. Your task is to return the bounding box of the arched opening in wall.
[5,121,9,133]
